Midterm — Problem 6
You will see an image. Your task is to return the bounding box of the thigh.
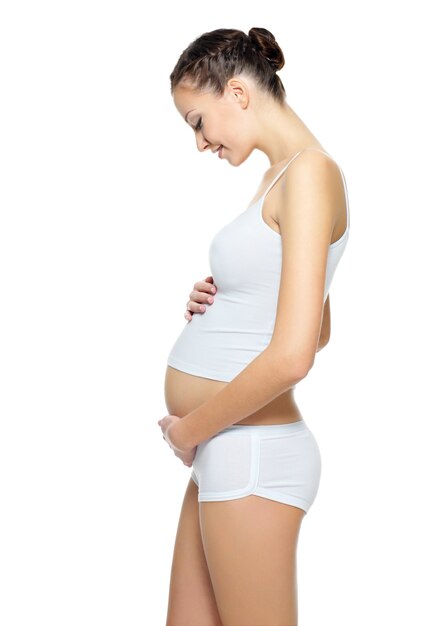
[166,476,222,626]
[199,495,305,626]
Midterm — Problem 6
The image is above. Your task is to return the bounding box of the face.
[173,76,257,166]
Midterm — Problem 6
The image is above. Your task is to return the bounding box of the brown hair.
[169,27,286,104]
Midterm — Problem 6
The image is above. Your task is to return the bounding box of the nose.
[196,135,208,152]
[195,131,217,153]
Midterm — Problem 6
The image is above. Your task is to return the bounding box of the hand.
[157,415,197,467]
[184,275,217,322]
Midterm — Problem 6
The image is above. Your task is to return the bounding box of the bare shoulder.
[284,148,343,194]
[274,149,346,237]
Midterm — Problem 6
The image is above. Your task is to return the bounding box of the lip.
[218,145,223,158]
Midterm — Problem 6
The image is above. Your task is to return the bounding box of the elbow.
[294,357,314,381]
[268,347,314,385]
[316,335,330,353]
[321,327,331,345]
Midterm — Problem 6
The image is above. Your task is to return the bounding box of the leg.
[199,495,305,626]
[165,476,223,626]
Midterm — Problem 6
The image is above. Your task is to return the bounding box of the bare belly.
[164,365,304,426]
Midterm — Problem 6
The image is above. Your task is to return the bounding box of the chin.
[232,149,253,168]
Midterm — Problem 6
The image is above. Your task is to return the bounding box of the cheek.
[221,130,238,150]
[223,131,246,153]
[213,116,235,145]
[224,117,247,148]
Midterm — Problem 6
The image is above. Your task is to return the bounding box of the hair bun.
[248,27,285,72]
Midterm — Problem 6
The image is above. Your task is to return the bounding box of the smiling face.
[172,76,259,166]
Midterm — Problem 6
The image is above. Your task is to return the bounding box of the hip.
[191,419,322,513]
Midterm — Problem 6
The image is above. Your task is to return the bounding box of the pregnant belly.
[164,365,303,426]
[164,365,228,416]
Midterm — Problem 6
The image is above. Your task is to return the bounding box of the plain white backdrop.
[1,1,427,624]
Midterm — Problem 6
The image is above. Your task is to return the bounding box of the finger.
[193,276,213,287]
[202,275,214,287]
[185,278,217,319]
[192,279,217,295]
[186,299,211,314]
[187,288,216,309]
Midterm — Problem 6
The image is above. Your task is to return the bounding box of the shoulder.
[285,149,342,188]
[275,149,344,229]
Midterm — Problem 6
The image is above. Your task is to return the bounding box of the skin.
[163,74,344,626]
[173,73,327,167]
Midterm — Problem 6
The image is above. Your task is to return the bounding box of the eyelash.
[195,117,203,131]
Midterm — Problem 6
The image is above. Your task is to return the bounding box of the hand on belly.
[158,413,197,466]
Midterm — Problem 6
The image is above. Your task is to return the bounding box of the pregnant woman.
[158,27,350,626]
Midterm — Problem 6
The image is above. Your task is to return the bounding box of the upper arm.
[269,152,340,375]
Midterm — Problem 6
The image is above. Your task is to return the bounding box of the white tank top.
[167,149,350,382]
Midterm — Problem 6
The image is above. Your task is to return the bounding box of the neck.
[255,100,324,167]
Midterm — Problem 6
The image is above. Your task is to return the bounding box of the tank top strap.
[260,148,350,231]
[260,150,305,201]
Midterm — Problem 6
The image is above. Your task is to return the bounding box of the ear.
[226,77,250,108]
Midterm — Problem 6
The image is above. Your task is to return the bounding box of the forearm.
[172,347,308,450]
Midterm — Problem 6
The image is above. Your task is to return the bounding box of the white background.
[1,1,427,624]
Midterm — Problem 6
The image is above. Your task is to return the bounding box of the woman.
[158,27,350,626]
